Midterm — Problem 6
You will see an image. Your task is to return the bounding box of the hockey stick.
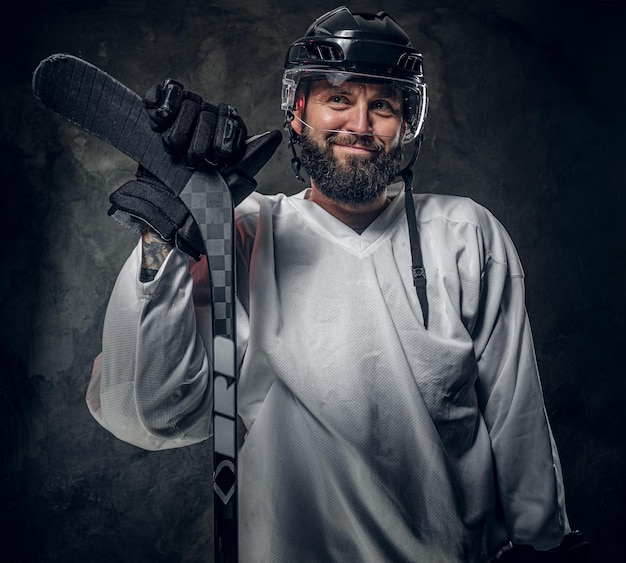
[33,53,240,563]
[180,169,238,563]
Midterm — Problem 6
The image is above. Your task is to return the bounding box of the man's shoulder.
[415,192,520,269]
[412,192,493,227]
[413,192,513,249]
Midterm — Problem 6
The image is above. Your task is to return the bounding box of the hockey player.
[86,6,589,562]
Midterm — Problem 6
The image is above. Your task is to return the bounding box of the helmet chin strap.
[285,112,305,182]
[401,134,429,329]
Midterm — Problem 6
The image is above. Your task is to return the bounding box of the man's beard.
[299,129,404,206]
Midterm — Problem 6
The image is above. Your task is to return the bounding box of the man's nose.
[345,101,374,136]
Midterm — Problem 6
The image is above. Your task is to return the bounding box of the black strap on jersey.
[400,135,429,329]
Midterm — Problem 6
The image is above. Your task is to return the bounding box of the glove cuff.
[109,178,205,260]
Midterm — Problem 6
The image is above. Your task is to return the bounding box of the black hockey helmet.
[282,6,428,143]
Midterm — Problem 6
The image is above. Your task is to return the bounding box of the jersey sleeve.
[86,240,212,451]
[471,205,571,550]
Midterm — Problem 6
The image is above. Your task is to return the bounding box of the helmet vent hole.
[397,53,423,75]
[304,42,344,61]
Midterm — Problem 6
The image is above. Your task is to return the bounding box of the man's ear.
[291,91,306,135]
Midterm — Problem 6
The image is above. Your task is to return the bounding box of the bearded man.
[87,6,587,562]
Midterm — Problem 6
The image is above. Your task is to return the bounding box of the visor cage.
[282,69,427,143]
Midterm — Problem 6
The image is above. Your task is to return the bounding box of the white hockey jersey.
[88,186,570,562]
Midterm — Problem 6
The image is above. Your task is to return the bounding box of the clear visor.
[282,69,427,143]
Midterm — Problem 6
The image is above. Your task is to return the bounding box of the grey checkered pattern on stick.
[180,169,235,338]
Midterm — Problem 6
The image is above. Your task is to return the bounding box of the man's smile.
[328,135,384,158]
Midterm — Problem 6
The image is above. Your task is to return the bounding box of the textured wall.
[1,0,624,561]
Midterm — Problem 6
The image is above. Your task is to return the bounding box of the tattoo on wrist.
[141,226,174,275]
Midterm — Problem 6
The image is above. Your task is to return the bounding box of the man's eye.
[373,100,393,111]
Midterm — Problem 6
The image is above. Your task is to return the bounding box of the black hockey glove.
[109,166,205,260]
[108,79,282,260]
[496,531,591,563]
[142,78,282,201]
[144,79,247,169]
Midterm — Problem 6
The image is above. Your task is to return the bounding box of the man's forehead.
[308,78,401,99]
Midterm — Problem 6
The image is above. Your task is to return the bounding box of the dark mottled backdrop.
[1,0,624,561]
